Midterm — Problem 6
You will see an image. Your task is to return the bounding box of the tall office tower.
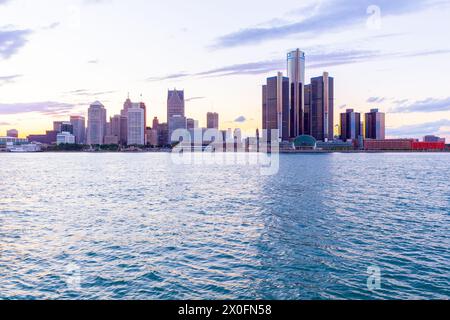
[158,123,169,146]
[120,116,128,145]
[365,108,386,140]
[311,72,334,142]
[152,117,159,131]
[6,129,18,138]
[287,49,306,138]
[87,101,107,145]
[262,72,290,142]
[207,112,219,129]
[304,84,312,135]
[187,118,198,130]
[70,116,86,144]
[108,115,125,144]
[53,121,63,132]
[167,89,185,120]
[168,115,187,143]
[60,122,74,134]
[127,106,145,145]
[340,109,361,141]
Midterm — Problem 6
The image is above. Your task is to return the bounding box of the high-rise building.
[311,72,334,142]
[340,109,361,141]
[6,129,18,138]
[157,123,169,146]
[287,49,306,138]
[127,106,145,145]
[365,109,385,140]
[60,122,74,135]
[70,116,86,144]
[168,115,187,143]
[53,121,63,132]
[262,72,290,142]
[207,112,219,129]
[152,117,159,131]
[167,89,185,120]
[187,118,199,130]
[87,101,107,145]
[304,84,312,135]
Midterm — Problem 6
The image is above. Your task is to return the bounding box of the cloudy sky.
[1,0,450,140]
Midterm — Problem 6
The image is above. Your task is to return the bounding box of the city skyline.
[1,0,450,140]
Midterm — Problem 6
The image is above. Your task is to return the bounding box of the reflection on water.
[0,153,449,299]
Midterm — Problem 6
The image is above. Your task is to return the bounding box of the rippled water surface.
[0,153,449,300]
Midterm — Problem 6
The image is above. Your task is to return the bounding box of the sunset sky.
[1,0,450,140]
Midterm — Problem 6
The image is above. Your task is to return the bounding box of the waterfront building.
[317,140,354,151]
[310,72,334,142]
[70,116,86,144]
[147,129,158,146]
[0,136,28,146]
[104,135,119,145]
[207,112,219,129]
[287,49,306,138]
[424,135,446,143]
[6,129,18,138]
[127,105,145,145]
[56,131,76,145]
[262,72,290,142]
[293,135,317,150]
[27,130,58,145]
[340,109,361,142]
[365,109,385,140]
[364,139,412,151]
[87,101,107,145]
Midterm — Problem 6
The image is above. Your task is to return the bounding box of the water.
[0,153,449,300]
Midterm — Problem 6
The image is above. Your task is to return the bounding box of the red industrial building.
[364,139,413,151]
[365,139,446,151]
[412,141,446,151]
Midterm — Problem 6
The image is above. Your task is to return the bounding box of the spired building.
[262,72,290,142]
[365,109,386,140]
[340,109,361,141]
[287,49,306,138]
[127,104,145,145]
[310,72,334,142]
[87,101,107,145]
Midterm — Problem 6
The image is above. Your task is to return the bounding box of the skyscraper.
[304,84,312,136]
[167,89,185,120]
[340,109,361,141]
[70,116,86,144]
[167,89,186,142]
[152,117,159,131]
[311,72,334,142]
[287,49,306,138]
[207,112,219,129]
[87,101,107,145]
[127,105,145,145]
[262,72,290,142]
[365,109,386,140]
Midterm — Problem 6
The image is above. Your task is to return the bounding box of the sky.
[1,0,450,140]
